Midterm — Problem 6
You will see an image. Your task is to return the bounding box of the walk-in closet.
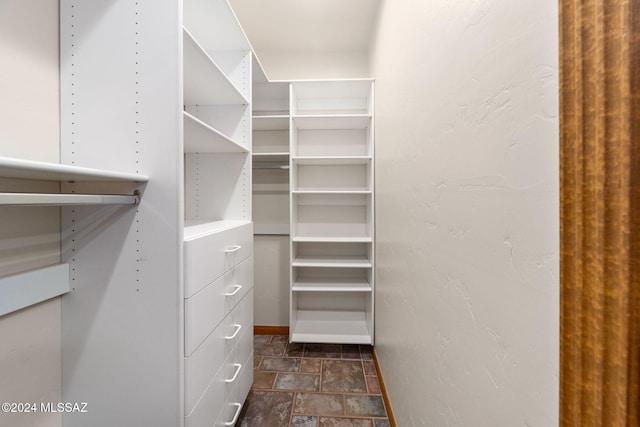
[1,0,564,426]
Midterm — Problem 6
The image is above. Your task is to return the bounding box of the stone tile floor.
[236,334,391,427]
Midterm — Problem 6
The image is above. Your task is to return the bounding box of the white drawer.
[184,257,253,356]
[184,358,226,427]
[226,289,253,357]
[185,315,253,427]
[224,257,253,316]
[184,222,253,298]
[184,290,253,415]
[217,350,253,427]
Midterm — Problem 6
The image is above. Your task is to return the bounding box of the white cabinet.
[183,0,254,425]
[289,80,375,345]
[57,1,253,426]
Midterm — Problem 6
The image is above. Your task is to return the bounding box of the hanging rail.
[252,164,289,170]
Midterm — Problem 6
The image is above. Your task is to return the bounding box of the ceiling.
[228,0,381,54]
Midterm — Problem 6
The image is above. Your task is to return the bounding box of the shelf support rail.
[0,264,70,317]
[252,164,289,170]
[0,192,140,206]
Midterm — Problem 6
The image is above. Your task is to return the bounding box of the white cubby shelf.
[292,235,373,243]
[183,27,248,106]
[253,115,289,131]
[292,277,372,292]
[290,309,372,345]
[292,255,372,268]
[184,112,248,153]
[292,115,371,130]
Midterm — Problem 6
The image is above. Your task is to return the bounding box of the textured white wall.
[370,0,559,425]
[253,235,290,326]
[0,1,62,427]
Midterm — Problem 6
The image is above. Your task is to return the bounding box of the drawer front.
[223,256,253,317]
[184,358,226,427]
[227,300,253,378]
[225,287,253,358]
[233,350,254,416]
[184,222,253,298]
[184,274,225,356]
[184,319,225,415]
[217,350,253,427]
[185,323,253,427]
[184,258,253,356]
[184,290,254,416]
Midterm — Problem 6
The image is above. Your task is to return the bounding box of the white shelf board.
[183,111,247,153]
[183,28,248,106]
[292,189,371,195]
[291,310,372,344]
[292,156,371,166]
[183,219,252,241]
[0,264,70,317]
[292,115,371,130]
[292,79,373,99]
[292,256,372,269]
[0,156,148,183]
[0,193,139,206]
[292,235,373,243]
[253,183,289,193]
[252,152,289,163]
[253,115,289,131]
[292,277,371,292]
[254,223,289,235]
[183,0,251,51]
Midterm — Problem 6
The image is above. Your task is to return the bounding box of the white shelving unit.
[289,79,375,345]
[252,72,291,236]
[184,1,255,426]
[57,1,253,426]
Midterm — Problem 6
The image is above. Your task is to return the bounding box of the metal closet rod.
[0,192,140,206]
[253,164,289,170]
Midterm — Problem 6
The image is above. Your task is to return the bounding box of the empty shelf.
[292,115,371,130]
[0,156,148,182]
[292,236,373,243]
[291,310,372,344]
[254,223,289,235]
[253,115,290,131]
[0,193,139,206]
[292,156,371,165]
[183,27,248,106]
[292,255,372,268]
[184,112,247,153]
[292,277,372,292]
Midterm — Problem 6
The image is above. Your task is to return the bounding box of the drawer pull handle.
[224,363,242,383]
[224,245,242,254]
[224,285,242,296]
[225,324,242,340]
[222,402,242,426]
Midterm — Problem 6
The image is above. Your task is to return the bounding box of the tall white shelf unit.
[56,1,253,426]
[289,80,375,345]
